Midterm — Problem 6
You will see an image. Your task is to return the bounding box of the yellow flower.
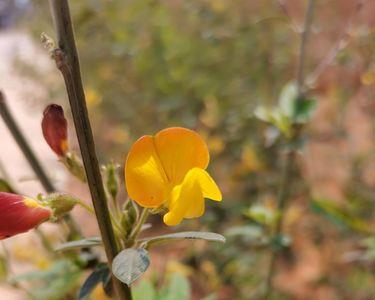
[125,127,222,226]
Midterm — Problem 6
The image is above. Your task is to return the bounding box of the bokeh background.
[0,0,374,299]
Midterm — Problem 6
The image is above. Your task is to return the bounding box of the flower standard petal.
[0,192,51,239]
[125,135,169,208]
[154,127,210,185]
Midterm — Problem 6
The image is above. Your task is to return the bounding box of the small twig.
[296,0,315,97]
[0,91,54,193]
[277,0,299,33]
[48,1,132,299]
[263,1,316,299]
[306,0,364,86]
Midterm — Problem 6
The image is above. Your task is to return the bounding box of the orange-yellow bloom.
[125,127,222,226]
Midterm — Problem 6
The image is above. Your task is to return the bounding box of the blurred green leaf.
[294,98,317,123]
[311,198,371,233]
[134,280,157,300]
[225,225,268,245]
[271,234,292,251]
[278,82,298,118]
[78,264,110,300]
[158,273,190,300]
[244,205,277,227]
[112,248,150,285]
[10,260,81,300]
[55,237,102,252]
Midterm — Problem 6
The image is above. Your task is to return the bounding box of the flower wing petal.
[154,127,210,185]
[125,136,169,207]
[163,168,221,225]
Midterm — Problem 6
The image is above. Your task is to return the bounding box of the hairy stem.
[263,1,316,299]
[48,1,132,299]
[129,208,149,246]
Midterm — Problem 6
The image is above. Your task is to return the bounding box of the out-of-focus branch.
[0,91,54,193]
[0,91,82,239]
[306,0,365,86]
[296,0,315,96]
[48,1,132,299]
[277,0,299,33]
[263,1,316,299]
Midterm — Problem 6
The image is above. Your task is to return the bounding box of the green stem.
[129,208,149,245]
[48,1,132,299]
[263,1,315,299]
[76,200,95,214]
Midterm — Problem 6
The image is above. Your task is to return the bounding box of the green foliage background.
[10,0,375,299]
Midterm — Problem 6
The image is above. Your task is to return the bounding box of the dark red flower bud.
[42,104,68,157]
[0,192,51,240]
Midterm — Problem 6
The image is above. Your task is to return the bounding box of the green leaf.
[139,231,226,248]
[225,225,268,245]
[78,264,110,300]
[294,97,317,123]
[54,237,102,252]
[311,199,370,233]
[10,260,81,300]
[271,234,292,251]
[244,204,278,226]
[158,273,190,300]
[112,248,150,285]
[278,82,298,118]
[134,279,157,300]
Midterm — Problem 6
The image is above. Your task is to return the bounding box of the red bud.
[0,192,51,240]
[42,104,68,157]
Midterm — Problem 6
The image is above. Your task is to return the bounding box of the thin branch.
[263,1,316,299]
[296,0,315,97]
[48,1,132,299]
[306,0,364,86]
[277,0,299,33]
[0,91,54,193]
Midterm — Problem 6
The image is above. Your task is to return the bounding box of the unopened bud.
[44,193,78,218]
[42,104,68,157]
[0,192,51,240]
[105,163,119,200]
[120,201,138,238]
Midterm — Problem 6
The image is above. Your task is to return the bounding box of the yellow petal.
[194,167,222,202]
[154,127,210,185]
[125,135,169,207]
[163,168,222,226]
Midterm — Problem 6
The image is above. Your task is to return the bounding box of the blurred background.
[0,0,374,299]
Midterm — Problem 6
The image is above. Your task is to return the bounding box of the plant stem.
[263,1,315,299]
[48,1,132,299]
[296,0,315,97]
[129,208,149,245]
[0,90,82,240]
